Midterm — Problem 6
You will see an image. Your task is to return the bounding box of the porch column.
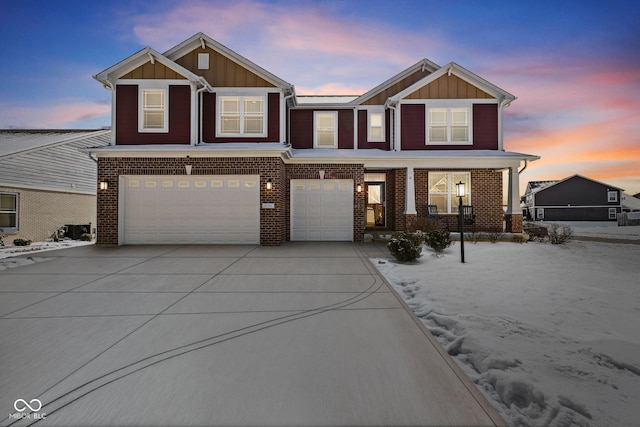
[405,166,417,230]
[505,166,523,232]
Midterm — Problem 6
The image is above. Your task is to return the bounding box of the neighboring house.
[90,32,539,246]
[523,175,623,221]
[0,130,110,243]
[621,192,640,211]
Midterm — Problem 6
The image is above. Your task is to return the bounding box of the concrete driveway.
[0,243,504,426]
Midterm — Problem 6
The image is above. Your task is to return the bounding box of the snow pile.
[0,239,94,260]
[540,220,640,240]
[374,240,640,426]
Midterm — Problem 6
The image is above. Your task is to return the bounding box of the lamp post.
[456,181,465,263]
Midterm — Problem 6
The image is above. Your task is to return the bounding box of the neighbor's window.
[608,208,617,219]
[607,190,618,203]
[218,96,266,136]
[0,193,18,231]
[368,111,384,142]
[428,172,470,213]
[314,111,338,148]
[140,88,168,132]
[427,107,470,144]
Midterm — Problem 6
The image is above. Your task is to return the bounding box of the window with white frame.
[139,87,168,132]
[427,106,471,144]
[368,111,384,142]
[0,193,18,231]
[607,190,618,203]
[218,96,266,136]
[608,208,617,219]
[536,208,544,220]
[428,172,471,213]
[314,111,338,148]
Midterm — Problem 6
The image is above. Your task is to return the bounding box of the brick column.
[505,214,523,233]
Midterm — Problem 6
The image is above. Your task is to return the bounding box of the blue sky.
[1,0,639,193]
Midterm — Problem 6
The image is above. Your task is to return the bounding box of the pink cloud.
[1,102,110,129]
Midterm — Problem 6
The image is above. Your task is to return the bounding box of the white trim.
[533,205,623,209]
[313,111,338,148]
[428,171,471,214]
[425,101,473,146]
[197,53,209,70]
[216,95,268,138]
[607,190,618,203]
[405,166,417,215]
[214,87,280,95]
[400,98,497,105]
[116,79,192,86]
[138,85,169,133]
[367,109,385,142]
[609,208,617,219]
[0,182,97,196]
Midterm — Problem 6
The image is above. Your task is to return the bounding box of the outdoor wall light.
[455,181,465,263]
[185,164,192,175]
[319,170,325,180]
[98,181,109,190]
[357,184,362,193]
[266,179,273,190]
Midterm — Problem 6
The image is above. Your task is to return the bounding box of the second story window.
[140,88,168,132]
[427,106,471,144]
[218,96,266,136]
[368,111,385,142]
[314,111,338,148]
[607,190,618,203]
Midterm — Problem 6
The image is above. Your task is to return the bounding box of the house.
[523,175,623,221]
[90,32,538,246]
[0,129,111,243]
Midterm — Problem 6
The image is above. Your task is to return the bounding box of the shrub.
[548,224,573,244]
[79,233,93,241]
[388,232,423,262]
[410,217,442,234]
[13,238,32,246]
[424,228,452,254]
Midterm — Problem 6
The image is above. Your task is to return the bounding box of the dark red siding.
[400,104,426,150]
[472,104,498,149]
[115,85,190,145]
[358,110,391,150]
[338,110,354,149]
[202,92,280,142]
[401,103,498,150]
[290,110,313,149]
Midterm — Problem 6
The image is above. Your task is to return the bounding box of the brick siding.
[1,186,96,243]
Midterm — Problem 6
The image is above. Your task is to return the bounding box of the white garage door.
[121,175,260,244]
[291,179,353,241]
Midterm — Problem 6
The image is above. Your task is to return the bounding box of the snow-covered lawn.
[374,233,640,426]
[0,239,94,269]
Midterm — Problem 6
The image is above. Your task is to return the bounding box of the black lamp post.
[456,181,465,263]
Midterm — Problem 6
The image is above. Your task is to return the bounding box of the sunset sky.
[1,0,638,194]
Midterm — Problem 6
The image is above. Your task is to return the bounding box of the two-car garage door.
[121,175,259,244]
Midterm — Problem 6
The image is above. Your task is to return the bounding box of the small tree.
[388,232,423,263]
[424,228,452,255]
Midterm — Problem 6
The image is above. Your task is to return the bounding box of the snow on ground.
[0,239,94,269]
[374,236,640,426]
[537,221,640,241]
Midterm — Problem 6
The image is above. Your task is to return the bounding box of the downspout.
[385,99,398,151]
[195,76,212,144]
[518,159,528,175]
[283,90,295,146]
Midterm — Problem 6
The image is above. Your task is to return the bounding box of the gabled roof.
[351,58,440,106]
[163,33,293,91]
[93,47,211,90]
[388,62,516,105]
[532,174,625,194]
[525,180,558,194]
[0,129,110,158]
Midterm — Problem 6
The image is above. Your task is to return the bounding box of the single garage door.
[291,179,353,241]
[121,175,260,244]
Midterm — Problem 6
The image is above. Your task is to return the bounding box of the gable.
[361,68,431,106]
[174,46,276,88]
[120,60,188,80]
[405,74,493,99]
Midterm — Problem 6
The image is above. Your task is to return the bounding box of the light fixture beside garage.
[98,181,108,190]
[357,184,362,193]
[185,164,192,175]
[266,179,273,190]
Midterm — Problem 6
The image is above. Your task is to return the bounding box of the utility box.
[65,224,91,240]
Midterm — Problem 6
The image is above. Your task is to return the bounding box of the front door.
[366,182,385,227]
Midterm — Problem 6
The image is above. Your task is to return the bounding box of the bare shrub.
[547,224,573,244]
[487,230,505,243]
[410,217,443,233]
[524,222,548,242]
